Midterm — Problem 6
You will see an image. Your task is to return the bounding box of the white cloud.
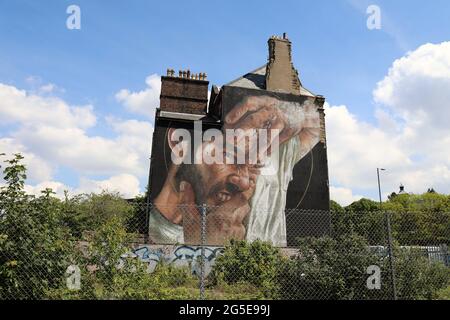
[13,124,151,176]
[326,103,410,190]
[374,41,450,129]
[0,80,153,197]
[4,42,450,206]
[328,41,450,203]
[24,174,142,199]
[0,84,96,129]
[77,174,141,199]
[24,181,69,197]
[0,137,53,182]
[115,74,161,119]
[330,186,364,207]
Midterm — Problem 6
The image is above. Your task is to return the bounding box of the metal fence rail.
[1,202,449,300]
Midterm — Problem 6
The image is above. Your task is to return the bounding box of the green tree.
[278,234,389,300]
[48,214,198,300]
[0,154,73,299]
[209,240,285,298]
[394,247,450,299]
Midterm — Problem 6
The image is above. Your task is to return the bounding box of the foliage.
[333,193,450,246]
[209,240,285,298]
[330,200,344,213]
[346,198,381,212]
[393,247,450,300]
[277,235,450,300]
[47,215,199,300]
[436,285,450,300]
[60,192,135,239]
[385,193,450,245]
[278,234,389,300]
[0,154,73,299]
[207,281,267,300]
[331,210,386,245]
[1,153,449,300]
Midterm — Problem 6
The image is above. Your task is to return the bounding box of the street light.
[377,168,386,207]
[376,167,397,300]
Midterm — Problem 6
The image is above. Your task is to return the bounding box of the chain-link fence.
[1,201,449,300]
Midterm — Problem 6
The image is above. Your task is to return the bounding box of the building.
[148,34,330,247]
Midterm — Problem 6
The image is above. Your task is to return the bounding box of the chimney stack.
[159,68,209,115]
[265,33,301,95]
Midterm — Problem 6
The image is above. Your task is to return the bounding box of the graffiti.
[120,245,223,276]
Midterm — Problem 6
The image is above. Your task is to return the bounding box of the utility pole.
[377,168,397,300]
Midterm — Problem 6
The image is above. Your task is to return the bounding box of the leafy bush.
[278,234,450,300]
[2,153,449,300]
[0,154,74,299]
[436,285,450,300]
[47,215,199,300]
[60,192,135,239]
[207,281,267,300]
[394,247,450,300]
[278,234,389,300]
[209,240,285,298]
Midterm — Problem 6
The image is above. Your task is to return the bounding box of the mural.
[149,86,330,247]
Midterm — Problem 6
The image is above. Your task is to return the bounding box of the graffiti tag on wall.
[120,245,223,276]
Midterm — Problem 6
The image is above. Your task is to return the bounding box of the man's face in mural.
[174,160,258,207]
[152,95,320,245]
[171,141,260,244]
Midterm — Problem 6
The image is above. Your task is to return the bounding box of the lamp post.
[377,168,385,207]
[377,168,397,300]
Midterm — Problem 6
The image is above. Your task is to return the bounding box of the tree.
[0,154,73,299]
[209,240,285,298]
[278,234,389,300]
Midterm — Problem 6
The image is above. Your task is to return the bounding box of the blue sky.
[1,0,450,205]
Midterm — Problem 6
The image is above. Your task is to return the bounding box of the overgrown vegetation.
[1,153,449,300]
[208,239,285,298]
[331,195,450,245]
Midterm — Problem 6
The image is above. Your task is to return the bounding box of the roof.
[225,64,317,97]
[158,110,219,123]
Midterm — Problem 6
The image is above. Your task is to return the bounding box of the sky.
[0,0,450,205]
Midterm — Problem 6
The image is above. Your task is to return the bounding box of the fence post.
[385,211,397,300]
[199,203,207,300]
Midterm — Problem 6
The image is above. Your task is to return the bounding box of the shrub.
[436,285,450,300]
[0,154,74,299]
[278,234,389,300]
[209,240,285,298]
[47,215,199,300]
[394,247,450,300]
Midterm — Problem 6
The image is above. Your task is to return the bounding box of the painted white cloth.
[149,206,184,244]
[245,101,320,247]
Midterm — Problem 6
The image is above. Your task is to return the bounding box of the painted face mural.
[149,88,329,247]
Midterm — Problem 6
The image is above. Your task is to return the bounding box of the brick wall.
[160,76,209,114]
